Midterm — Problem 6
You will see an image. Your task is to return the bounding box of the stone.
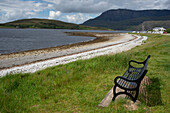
[98,87,125,107]
[98,76,152,108]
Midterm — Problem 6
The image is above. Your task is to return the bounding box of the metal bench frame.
[112,55,151,102]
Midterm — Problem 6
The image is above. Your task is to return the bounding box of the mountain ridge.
[83,9,170,30]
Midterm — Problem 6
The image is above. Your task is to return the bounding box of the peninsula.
[0,18,110,30]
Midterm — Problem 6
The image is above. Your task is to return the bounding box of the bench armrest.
[114,76,138,84]
[129,60,145,68]
[129,55,151,67]
[129,60,144,65]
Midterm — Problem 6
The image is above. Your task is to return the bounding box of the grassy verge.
[0,34,169,112]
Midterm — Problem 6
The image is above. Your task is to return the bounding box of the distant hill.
[0,18,109,30]
[82,9,170,30]
[141,20,170,30]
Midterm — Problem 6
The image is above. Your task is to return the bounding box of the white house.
[153,27,166,32]
[152,27,166,34]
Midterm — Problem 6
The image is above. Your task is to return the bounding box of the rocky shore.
[0,33,148,77]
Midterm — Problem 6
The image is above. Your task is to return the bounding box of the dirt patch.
[124,100,141,111]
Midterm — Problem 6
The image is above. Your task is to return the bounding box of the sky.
[0,0,170,24]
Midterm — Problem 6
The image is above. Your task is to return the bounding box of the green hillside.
[141,20,170,30]
[83,9,170,30]
[0,18,109,30]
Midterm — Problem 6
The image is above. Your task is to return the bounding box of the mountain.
[0,18,109,30]
[82,9,170,30]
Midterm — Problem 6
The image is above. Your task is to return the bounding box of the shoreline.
[0,33,148,77]
[0,32,114,58]
[0,32,121,68]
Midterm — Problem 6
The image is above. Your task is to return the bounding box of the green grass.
[0,34,170,112]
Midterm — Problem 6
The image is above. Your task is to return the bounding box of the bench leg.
[133,88,139,103]
[112,84,140,103]
[126,88,139,103]
[112,87,139,103]
[112,85,133,101]
[112,85,117,101]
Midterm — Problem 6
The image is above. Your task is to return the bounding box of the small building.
[153,27,166,32]
[147,31,152,34]
[152,27,166,34]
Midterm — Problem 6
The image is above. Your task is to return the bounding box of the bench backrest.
[138,55,151,82]
[143,55,151,71]
[123,55,151,82]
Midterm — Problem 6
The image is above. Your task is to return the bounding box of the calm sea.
[0,29,130,54]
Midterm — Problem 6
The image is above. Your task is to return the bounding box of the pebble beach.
[0,33,147,77]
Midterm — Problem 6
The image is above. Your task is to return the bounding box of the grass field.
[0,34,169,112]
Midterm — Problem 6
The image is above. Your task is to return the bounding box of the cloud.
[164,0,170,8]
[44,0,169,14]
[44,0,112,13]
[0,0,169,24]
[48,11,61,19]
[0,0,52,23]
[45,0,169,24]
[64,13,94,24]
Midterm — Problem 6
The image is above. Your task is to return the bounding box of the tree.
[165,28,170,33]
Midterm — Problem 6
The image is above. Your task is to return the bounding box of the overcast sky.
[0,0,170,24]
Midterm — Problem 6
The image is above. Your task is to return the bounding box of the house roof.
[153,27,165,29]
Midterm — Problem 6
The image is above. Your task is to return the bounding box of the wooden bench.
[112,55,151,102]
